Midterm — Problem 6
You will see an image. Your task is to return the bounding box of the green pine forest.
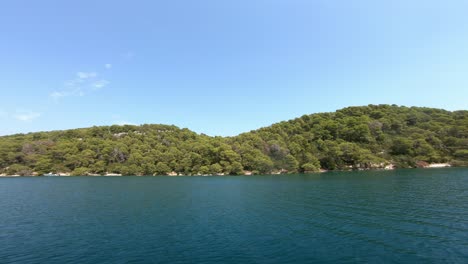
[1,105,467,176]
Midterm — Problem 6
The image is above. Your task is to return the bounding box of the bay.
[1,168,467,263]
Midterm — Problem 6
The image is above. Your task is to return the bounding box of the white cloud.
[14,112,41,122]
[92,80,109,89]
[50,86,84,100]
[105,63,112,69]
[77,72,97,79]
[64,78,85,87]
[52,69,109,100]
[50,91,67,99]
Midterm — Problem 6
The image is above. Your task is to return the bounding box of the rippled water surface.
[1,168,467,263]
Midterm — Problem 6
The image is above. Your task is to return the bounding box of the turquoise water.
[1,168,467,263]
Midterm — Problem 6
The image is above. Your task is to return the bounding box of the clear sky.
[1,0,467,136]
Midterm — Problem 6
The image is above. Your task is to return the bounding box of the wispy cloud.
[92,80,109,90]
[50,88,84,99]
[51,70,109,100]
[50,91,67,99]
[50,54,127,101]
[77,72,97,79]
[14,111,41,122]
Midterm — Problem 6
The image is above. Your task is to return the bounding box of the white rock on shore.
[104,173,122,176]
[0,174,21,177]
[426,163,451,168]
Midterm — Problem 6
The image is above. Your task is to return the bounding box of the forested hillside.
[1,105,467,176]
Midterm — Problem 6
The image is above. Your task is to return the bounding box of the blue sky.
[1,0,467,136]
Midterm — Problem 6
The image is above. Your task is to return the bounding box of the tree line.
[0,104,467,176]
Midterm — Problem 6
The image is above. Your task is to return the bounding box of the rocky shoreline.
[0,163,454,177]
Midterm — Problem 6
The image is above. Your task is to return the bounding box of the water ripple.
[0,168,467,263]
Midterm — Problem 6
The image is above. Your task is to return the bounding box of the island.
[0,104,467,176]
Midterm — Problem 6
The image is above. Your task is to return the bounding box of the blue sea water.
[1,168,467,263]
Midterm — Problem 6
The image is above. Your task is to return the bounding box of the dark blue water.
[1,168,467,263]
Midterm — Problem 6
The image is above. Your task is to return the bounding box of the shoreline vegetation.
[0,105,467,177]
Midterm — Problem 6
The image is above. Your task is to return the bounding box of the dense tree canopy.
[0,105,467,176]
